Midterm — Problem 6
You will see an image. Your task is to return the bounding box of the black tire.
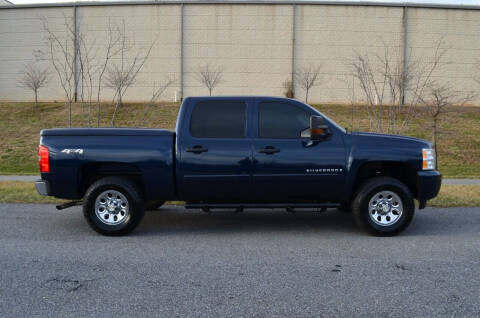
[352,177,414,236]
[83,177,145,236]
[146,200,165,211]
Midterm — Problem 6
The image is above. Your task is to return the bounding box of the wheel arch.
[350,161,418,201]
[79,162,145,199]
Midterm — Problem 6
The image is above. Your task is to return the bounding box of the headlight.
[422,148,436,170]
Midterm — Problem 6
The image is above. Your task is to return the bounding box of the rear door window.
[190,100,247,138]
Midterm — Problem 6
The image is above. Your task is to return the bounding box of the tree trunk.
[34,89,38,108]
[209,88,212,96]
[88,103,91,128]
[81,102,85,127]
[305,89,309,104]
[97,102,101,127]
[351,103,354,131]
[433,116,438,169]
[111,100,119,127]
[111,89,122,127]
[65,101,69,127]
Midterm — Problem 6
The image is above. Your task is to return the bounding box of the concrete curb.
[0,176,39,182]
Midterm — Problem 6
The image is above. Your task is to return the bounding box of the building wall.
[0,3,479,104]
[295,5,404,102]
[183,4,293,97]
[408,8,480,99]
[0,7,73,101]
[77,4,181,101]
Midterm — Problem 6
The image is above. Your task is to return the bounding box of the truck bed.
[39,128,176,201]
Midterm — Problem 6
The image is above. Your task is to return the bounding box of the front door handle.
[258,146,280,154]
[186,145,208,154]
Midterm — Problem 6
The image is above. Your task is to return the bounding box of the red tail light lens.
[38,145,50,173]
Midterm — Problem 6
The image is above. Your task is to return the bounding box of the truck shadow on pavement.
[41,206,476,237]
[135,208,361,236]
[132,207,478,237]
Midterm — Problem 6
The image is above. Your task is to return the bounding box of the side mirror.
[310,115,331,141]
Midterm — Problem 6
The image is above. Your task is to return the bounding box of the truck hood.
[40,128,173,136]
[351,131,432,148]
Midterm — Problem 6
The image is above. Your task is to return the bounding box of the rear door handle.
[258,146,280,154]
[186,145,208,154]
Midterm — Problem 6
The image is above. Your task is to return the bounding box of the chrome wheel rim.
[94,190,129,225]
[368,190,403,226]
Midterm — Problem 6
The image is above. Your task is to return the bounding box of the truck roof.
[184,96,296,102]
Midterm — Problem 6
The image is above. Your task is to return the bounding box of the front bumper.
[35,179,51,196]
[416,170,442,202]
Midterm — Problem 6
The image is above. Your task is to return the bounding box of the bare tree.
[95,21,123,127]
[37,16,157,127]
[19,62,49,107]
[350,52,382,131]
[194,63,223,96]
[137,77,176,127]
[77,30,98,127]
[295,64,322,103]
[105,22,155,126]
[350,39,447,134]
[38,15,79,127]
[420,83,473,151]
[343,75,357,132]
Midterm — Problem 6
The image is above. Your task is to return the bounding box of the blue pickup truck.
[36,96,441,236]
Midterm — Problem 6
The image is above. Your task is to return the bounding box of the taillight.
[38,145,50,173]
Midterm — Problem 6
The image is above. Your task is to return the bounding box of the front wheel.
[352,177,414,236]
[83,177,145,236]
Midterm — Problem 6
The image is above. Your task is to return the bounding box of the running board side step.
[185,203,340,212]
[56,201,82,210]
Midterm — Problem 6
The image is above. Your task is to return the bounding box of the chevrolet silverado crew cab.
[36,96,441,236]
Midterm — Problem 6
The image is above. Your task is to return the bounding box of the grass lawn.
[1,181,478,208]
[0,101,479,177]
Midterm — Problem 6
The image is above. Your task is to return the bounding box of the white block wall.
[295,5,404,103]
[0,7,73,101]
[0,3,479,104]
[408,8,480,99]
[77,4,181,102]
[183,4,293,97]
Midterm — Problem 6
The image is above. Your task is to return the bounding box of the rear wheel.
[83,177,145,236]
[352,177,414,236]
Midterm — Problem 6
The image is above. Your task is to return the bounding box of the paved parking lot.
[0,204,479,317]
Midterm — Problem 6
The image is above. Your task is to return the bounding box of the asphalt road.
[0,204,479,317]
